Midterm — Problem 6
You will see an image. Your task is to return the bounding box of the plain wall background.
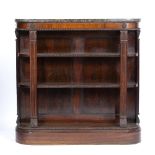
[0,0,155,154]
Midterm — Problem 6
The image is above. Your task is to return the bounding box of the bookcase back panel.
[38,31,73,53]
[19,88,137,122]
[85,37,119,53]
[127,57,137,82]
[37,58,73,83]
[128,31,136,53]
[19,31,136,54]
[36,57,136,84]
[38,38,72,53]
[19,88,30,120]
[127,88,136,120]
[83,58,119,83]
[37,31,120,53]
[19,58,30,82]
[81,89,117,114]
[38,89,72,115]
[81,88,136,120]
[19,31,29,52]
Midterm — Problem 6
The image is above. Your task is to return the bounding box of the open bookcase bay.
[16,19,140,144]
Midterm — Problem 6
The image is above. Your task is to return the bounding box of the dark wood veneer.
[16,19,140,144]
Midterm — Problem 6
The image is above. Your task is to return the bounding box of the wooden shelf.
[18,121,139,130]
[19,51,138,57]
[18,82,138,88]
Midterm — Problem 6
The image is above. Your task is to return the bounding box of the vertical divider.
[120,30,128,127]
[136,29,140,123]
[16,29,20,125]
[30,30,38,127]
[72,37,84,114]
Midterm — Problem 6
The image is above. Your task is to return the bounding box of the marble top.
[15,19,140,23]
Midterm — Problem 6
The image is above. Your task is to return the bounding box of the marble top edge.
[15,19,140,23]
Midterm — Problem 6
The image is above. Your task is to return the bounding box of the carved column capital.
[29,23,36,30]
[122,23,127,29]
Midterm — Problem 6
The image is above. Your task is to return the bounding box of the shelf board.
[18,82,138,88]
[19,51,138,57]
[18,121,138,130]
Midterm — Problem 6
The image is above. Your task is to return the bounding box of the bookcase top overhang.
[16,19,140,30]
[15,19,140,23]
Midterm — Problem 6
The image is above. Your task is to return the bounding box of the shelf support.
[119,30,128,127]
[30,30,38,127]
[72,38,84,114]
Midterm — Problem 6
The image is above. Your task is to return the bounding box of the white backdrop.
[0,0,154,154]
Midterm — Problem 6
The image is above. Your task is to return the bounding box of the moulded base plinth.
[16,123,140,144]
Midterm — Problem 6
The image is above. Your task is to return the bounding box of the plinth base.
[16,123,140,144]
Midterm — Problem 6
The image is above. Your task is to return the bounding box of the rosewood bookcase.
[15,19,140,144]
